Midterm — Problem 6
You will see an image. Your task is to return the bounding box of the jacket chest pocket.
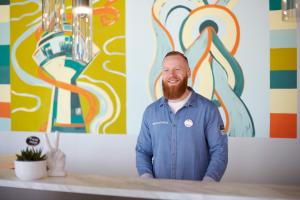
[150,121,172,142]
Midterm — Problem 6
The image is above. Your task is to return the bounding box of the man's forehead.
[163,54,186,61]
[162,56,188,67]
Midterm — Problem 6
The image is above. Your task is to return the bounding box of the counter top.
[0,169,300,200]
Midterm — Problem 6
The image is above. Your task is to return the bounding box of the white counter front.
[0,169,299,200]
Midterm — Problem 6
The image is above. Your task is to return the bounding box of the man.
[135,51,228,181]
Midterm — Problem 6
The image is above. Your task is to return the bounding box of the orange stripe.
[35,26,43,41]
[192,27,213,83]
[214,90,229,133]
[104,0,118,6]
[94,7,119,15]
[37,68,98,124]
[151,7,175,49]
[39,121,48,132]
[190,4,240,55]
[270,113,297,138]
[66,13,72,20]
[154,72,162,99]
[0,102,10,118]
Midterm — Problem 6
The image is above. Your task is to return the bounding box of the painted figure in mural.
[136,51,228,181]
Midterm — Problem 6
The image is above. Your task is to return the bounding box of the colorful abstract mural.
[0,0,10,131]
[2,0,126,134]
[269,0,298,138]
[0,0,298,138]
[149,0,255,137]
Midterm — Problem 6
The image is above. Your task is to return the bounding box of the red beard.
[162,75,188,100]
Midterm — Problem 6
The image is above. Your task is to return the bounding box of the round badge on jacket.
[184,119,193,127]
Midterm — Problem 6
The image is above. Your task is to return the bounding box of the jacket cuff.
[140,173,154,178]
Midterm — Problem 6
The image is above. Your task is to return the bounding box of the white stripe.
[102,60,126,78]
[269,11,297,30]
[0,84,10,102]
[270,89,297,113]
[103,36,125,56]
[11,90,41,113]
[11,0,41,21]
[0,6,10,23]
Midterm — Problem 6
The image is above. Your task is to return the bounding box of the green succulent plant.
[16,147,47,161]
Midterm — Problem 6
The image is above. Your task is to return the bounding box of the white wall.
[1,132,300,184]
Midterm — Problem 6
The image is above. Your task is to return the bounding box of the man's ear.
[187,67,191,77]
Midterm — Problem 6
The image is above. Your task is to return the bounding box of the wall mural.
[0,0,298,138]
[149,0,255,137]
[269,1,298,138]
[6,0,126,133]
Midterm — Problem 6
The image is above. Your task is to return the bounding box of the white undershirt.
[168,91,192,113]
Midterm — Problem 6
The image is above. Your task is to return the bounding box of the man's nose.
[169,70,176,76]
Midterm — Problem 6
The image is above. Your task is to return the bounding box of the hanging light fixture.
[42,0,65,32]
[281,0,299,22]
[42,0,93,64]
[72,0,93,64]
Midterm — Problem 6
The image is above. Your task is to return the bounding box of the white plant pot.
[14,160,47,181]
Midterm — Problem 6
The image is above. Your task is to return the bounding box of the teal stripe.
[270,70,297,88]
[52,126,86,133]
[0,0,10,5]
[0,45,9,66]
[269,0,281,10]
[0,66,10,84]
[0,23,9,45]
[270,30,297,48]
[269,0,294,10]
[0,118,11,131]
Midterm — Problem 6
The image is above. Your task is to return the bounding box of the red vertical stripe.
[270,113,297,138]
[0,102,10,117]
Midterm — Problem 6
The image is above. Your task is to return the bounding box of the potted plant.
[15,147,47,180]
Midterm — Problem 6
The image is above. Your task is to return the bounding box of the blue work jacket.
[135,88,228,181]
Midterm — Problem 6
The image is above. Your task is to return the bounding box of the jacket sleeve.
[135,109,154,177]
[204,104,228,181]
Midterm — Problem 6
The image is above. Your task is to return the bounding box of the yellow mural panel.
[10,0,126,134]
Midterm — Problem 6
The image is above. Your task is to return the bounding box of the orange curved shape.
[151,6,175,49]
[66,13,72,20]
[37,68,98,125]
[54,123,85,128]
[153,72,162,99]
[94,7,119,15]
[191,27,213,83]
[104,0,118,6]
[190,4,240,55]
[35,26,43,41]
[39,121,48,132]
[94,7,120,26]
[214,90,229,133]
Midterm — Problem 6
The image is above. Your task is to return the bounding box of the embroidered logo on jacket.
[152,121,169,126]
